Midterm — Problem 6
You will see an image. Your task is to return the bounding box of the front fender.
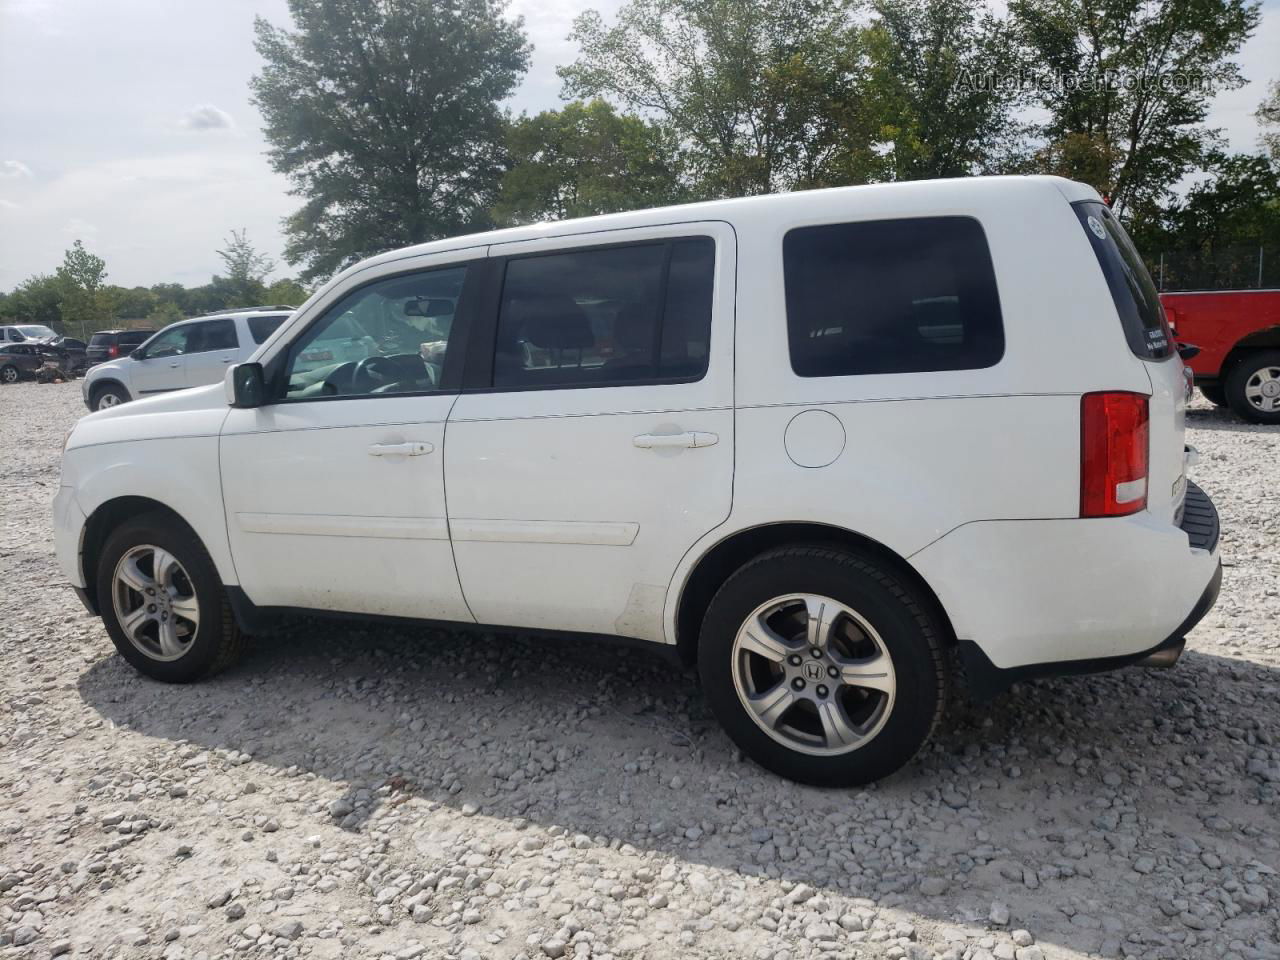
[63,436,237,587]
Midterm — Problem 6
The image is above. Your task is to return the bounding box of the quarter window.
[282,266,466,400]
[249,314,288,344]
[784,217,1004,377]
[492,238,715,389]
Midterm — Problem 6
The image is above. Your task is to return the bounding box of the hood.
[68,383,230,451]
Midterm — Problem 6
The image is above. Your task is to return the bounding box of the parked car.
[84,329,157,369]
[55,177,1220,786]
[0,342,47,382]
[81,310,291,410]
[1160,289,1280,423]
[36,336,88,376]
[0,323,58,343]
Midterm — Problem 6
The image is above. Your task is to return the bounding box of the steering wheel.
[352,354,434,393]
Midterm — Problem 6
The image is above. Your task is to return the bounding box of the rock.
[13,926,39,947]
[225,902,246,921]
[990,902,1010,926]
[1011,930,1034,947]
[269,920,303,940]
[919,876,949,897]
[542,938,568,958]
[328,799,354,818]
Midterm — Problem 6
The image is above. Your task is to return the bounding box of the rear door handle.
[368,441,434,457]
[633,431,719,449]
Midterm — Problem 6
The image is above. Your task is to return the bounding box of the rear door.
[181,318,241,388]
[444,223,735,643]
[1073,201,1187,524]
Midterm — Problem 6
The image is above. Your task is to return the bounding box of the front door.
[219,253,480,621]
[445,224,735,642]
[130,323,194,395]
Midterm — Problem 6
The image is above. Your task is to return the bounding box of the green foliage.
[1012,0,1260,213]
[864,0,1028,181]
[0,274,63,326]
[494,100,688,225]
[145,301,186,327]
[559,0,873,197]
[1259,80,1280,161]
[217,229,276,284]
[1133,152,1280,251]
[107,286,160,321]
[264,278,309,306]
[251,0,530,281]
[55,240,112,340]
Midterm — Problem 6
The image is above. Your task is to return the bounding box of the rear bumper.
[911,483,1222,687]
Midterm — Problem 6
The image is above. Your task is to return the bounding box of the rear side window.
[784,217,1004,377]
[120,331,153,346]
[493,237,715,389]
[189,318,238,352]
[1073,201,1172,360]
[248,314,288,344]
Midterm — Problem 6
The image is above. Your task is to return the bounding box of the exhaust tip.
[1137,638,1186,669]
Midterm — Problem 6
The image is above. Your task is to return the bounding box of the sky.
[0,0,1276,291]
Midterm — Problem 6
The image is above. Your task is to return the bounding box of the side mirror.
[129,349,144,360]
[227,362,266,408]
[1177,343,1201,361]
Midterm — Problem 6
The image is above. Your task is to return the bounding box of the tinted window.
[283,266,466,400]
[784,217,1004,377]
[89,334,113,347]
[248,314,288,344]
[1073,201,1172,360]
[188,318,237,352]
[120,331,153,346]
[493,238,714,389]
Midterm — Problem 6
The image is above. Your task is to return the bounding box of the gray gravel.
[1,380,1278,960]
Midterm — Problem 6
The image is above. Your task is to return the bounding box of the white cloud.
[0,160,33,178]
[180,104,234,131]
[0,198,19,210]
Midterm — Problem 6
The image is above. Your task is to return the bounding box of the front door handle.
[368,441,434,457]
[633,431,719,450]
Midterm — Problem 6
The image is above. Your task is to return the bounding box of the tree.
[559,0,873,198]
[55,240,111,340]
[1258,79,1280,161]
[251,0,530,281]
[106,285,160,321]
[863,0,1028,181]
[1,274,63,327]
[145,301,186,327]
[494,100,688,225]
[217,228,277,284]
[263,278,309,306]
[1012,0,1260,214]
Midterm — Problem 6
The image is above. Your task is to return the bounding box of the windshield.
[16,325,56,339]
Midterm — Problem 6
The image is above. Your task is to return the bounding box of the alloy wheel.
[0,366,17,384]
[111,544,200,662]
[730,594,896,756]
[1243,365,1280,413]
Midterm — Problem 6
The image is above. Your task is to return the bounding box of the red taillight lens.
[107,345,118,358]
[1081,392,1149,517]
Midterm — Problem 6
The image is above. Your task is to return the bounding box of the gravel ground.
[2,380,1278,960]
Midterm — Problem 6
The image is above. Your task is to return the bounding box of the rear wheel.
[91,383,129,410]
[96,512,245,682]
[698,546,946,786]
[1225,350,1280,424]
[0,364,18,384]
[1198,383,1227,408]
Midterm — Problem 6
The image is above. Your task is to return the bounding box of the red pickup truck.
[1161,289,1280,423]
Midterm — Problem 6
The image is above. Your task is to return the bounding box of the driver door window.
[142,325,192,359]
[283,266,466,400]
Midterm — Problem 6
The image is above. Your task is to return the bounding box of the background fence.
[1146,244,1279,292]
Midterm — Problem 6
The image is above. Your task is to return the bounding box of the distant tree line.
[0,231,309,340]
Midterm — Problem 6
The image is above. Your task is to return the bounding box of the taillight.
[1081,391,1149,517]
[107,345,118,358]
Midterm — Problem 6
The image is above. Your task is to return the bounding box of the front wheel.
[698,546,946,786]
[91,383,130,410]
[0,364,18,384]
[1225,350,1280,424]
[97,512,245,682]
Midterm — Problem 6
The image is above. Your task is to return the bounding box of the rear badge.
[1087,216,1107,240]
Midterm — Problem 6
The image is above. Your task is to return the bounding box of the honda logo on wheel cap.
[802,661,825,681]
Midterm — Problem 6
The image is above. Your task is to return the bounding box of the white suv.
[54,177,1220,785]
[81,309,292,410]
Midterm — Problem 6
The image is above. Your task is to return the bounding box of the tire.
[0,364,18,384]
[96,511,245,683]
[1198,383,1227,408]
[698,545,946,786]
[1225,350,1280,424]
[90,383,129,410]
